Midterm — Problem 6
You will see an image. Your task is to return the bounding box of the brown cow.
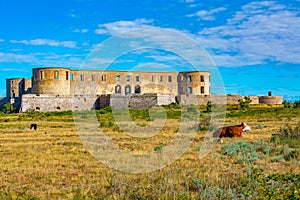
[213,122,250,138]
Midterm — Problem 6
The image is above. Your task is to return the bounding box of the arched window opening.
[125,85,131,95]
[115,85,121,94]
[135,85,141,94]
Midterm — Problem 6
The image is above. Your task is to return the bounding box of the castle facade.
[3,67,282,112]
[5,67,211,112]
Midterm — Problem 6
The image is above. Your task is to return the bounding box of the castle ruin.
[2,67,282,112]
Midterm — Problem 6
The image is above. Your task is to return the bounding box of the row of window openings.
[187,75,206,83]
[115,85,141,94]
[116,75,172,82]
[40,71,106,82]
[187,87,206,94]
[39,71,207,83]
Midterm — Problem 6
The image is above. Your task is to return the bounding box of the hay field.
[0,106,299,199]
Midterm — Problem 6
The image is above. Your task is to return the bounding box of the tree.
[206,101,212,113]
[238,96,252,110]
[1,103,16,113]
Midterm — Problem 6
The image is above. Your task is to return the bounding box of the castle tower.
[6,78,23,98]
[178,71,210,95]
[32,68,71,95]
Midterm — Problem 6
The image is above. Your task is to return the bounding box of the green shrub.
[238,169,300,199]
[1,103,16,113]
[220,140,270,164]
[282,146,298,160]
[162,103,181,110]
[294,100,300,108]
[283,100,294,108]
[154,145,163,152]
[280,123,300,140]
[206,101,212,113]
[238,96,252,110]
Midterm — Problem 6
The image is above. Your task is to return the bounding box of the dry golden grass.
[0,107,299,199]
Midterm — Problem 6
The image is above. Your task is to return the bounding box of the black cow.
[30,123,37,131]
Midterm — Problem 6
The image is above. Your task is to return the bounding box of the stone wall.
[157,94,176,105]
[106,94,157,110]
[176,94,241,105]
[259,96,283,105]
[20,94,99,112]
[248,96,259,104]
[176,94,267,105]
[18,93,283,112]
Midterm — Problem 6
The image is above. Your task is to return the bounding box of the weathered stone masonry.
[4,67,282,112]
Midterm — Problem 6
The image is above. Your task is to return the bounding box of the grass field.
[0,106,299,199]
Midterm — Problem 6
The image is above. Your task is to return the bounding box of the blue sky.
[0,0,299,100]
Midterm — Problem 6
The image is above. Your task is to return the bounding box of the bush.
[238,97,252,110]
[280,122,300,140]
[220,140,270,164]
[154,145,163,152]
[206,101,212,113]
[283,100,294,108]
[1,103,16,113]
[238,168,300,199]
[294,100,300,108]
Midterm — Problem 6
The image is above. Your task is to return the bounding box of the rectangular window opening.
[188,87,192,94]
[168,76,172,82]
[136,76,140,82]
[40,71,44,80]
[116,75,120,81]
[101,75,107,82]
[200,75,205,82]
[201,86,205,94]
[66,72,69,80]
[54,71,59,80]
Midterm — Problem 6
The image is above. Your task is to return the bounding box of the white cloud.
[0,51,84,68]
[10,39,77,48]
[0,52,37,63]
[95,18,153,35]
[187,7,227,20]
[196,1,300,67]
[183,0,195,3]
[73,28,89,33]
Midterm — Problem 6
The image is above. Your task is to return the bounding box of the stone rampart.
[20,94,99,112]
[259,96,283,105]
